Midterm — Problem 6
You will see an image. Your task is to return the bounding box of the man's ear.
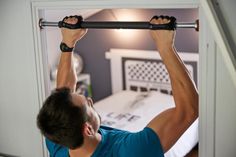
[87,97,93,106]
[83,122,94,136]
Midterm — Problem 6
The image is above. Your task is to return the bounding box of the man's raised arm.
[147,16,198,152]
[56,16,87,92]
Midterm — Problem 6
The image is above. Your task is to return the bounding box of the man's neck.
[69,132,102,157]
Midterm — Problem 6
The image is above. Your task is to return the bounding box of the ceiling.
[44,9,102,21]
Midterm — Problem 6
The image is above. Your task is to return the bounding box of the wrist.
[60,42,74,52]
[157,44,174,54]
[62,39,76,48]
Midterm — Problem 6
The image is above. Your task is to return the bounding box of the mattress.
[94,90,198,157]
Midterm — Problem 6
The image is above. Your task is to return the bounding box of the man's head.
[37,87,101,149]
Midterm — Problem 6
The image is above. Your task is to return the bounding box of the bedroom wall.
[74,9,199,101]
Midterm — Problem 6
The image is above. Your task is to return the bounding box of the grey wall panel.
[212,0,236,66]
[215,45,236,157]
[213,1,236,155]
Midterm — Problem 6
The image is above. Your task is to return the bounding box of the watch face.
[62,44,66,50]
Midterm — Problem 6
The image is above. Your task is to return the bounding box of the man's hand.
[61,16,87,48]
[150,17,175,53]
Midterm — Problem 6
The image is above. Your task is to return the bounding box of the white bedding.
[94,90,198,157]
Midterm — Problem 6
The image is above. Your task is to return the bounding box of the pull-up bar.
[39,16,199,31]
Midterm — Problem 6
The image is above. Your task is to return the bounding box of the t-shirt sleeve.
[117,127,164,157]
[45,138,69,157]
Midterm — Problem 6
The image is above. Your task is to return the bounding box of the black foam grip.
[150,15,176,30]
[58,15,83,29]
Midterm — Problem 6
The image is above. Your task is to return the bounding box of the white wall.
[44,9,101,70]
[215,46,236,157]
[0,0,44,156]
[216,0,236,59]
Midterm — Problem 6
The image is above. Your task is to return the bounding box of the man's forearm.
[158,46,198,114]
[56,52,77,91]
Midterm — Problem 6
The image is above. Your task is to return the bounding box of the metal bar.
[41,21,58,27]
[176,22,197,29]
[39,19,199,30]
[81,22,151,29]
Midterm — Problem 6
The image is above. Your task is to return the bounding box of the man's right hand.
[150,16,176,53]
[61,16,87,48]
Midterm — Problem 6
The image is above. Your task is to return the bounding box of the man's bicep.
[146,108,188,153]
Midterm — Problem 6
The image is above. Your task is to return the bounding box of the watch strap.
[60,42,74,52]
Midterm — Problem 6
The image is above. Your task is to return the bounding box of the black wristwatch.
[60,42,74,52]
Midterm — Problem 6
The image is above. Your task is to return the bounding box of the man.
[37,16,198,157]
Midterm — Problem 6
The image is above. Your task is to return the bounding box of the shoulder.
[45,138,69,157]
[116,127,164,157]
[99,125,162,144]
[125,127,162,145]
[100,125,125,132]
[99,125,130,142]
[95,126,164,157]
[99,125,130,138]
[92,126,129,156]
[124,127,164,157]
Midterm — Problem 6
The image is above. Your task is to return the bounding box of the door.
[33,1,200,157]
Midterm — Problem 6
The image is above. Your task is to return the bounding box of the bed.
[93,49,199,157]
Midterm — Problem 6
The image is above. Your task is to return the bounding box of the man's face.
[71,93,101,132]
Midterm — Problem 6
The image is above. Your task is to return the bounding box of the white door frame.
[31,1,211,157]
[200,0,236,87]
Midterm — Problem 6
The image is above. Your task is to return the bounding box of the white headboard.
[106,49,198,95]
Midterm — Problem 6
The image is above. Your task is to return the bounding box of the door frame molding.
[200,0,236,87]
[31,1,208,157]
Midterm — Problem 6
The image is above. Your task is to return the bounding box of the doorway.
[31,1,202,157]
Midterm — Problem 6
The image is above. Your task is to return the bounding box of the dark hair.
[37,87,87,149]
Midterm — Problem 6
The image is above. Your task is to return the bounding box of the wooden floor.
[185,144,198,157]
[185,149,198,157]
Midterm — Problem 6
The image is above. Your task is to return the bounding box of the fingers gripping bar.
[39,15,199,31]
